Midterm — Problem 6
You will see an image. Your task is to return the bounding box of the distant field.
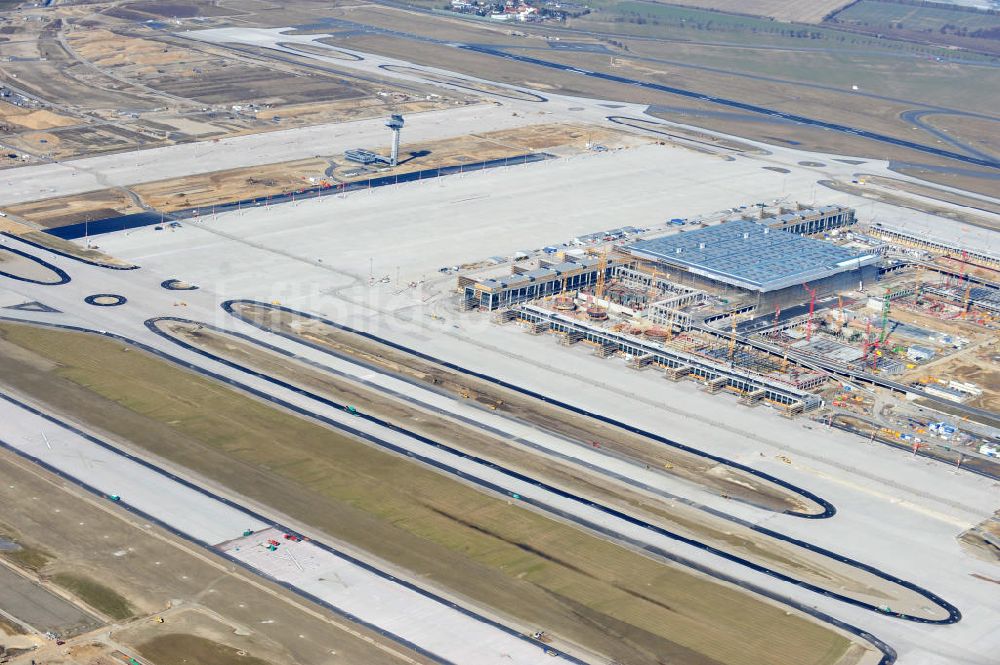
[826,0,1000,53]
[646,0,853,23]
[561,0,1000,60]
[831,0,1000,31]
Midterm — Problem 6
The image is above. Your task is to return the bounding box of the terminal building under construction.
[456,206,874,416]
[461,255,623,311]
[463,205,870,313]
[623,219,879,310]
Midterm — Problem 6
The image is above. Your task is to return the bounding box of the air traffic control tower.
[387,114,404,166]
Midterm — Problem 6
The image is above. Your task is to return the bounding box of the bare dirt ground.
[120,610,286,665]
[8,231,136,269]
[2,124,173,162]
[862,176,1000,217]
[132,156,333,212]
[0,321,871,665]
[0,450,428,665]
[645,0,853,23]
[64,26,373,108]
[0,101,78,131]
[904,343,1000,413]
[0,217,34,234]
[0,9,461,160]
[0,247,63,282]
[248,96,452,129]
[959,510,1000,564]
[5,189,145,229]
[157,317,944,618]
[934,256,1000,284]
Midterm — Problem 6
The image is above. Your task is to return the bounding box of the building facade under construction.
[869,223,1000,269]
[505,304,822,414]
[461,254,623,310]
[763,204,856,236]
[623,219,880,310]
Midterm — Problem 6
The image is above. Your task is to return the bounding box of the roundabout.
[161,279,199,291]
[84,293,127,307]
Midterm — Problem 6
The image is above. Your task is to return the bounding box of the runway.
[0,389,581,665]
[1,163,998,664]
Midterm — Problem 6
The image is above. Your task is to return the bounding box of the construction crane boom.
[879,288,891,343]
[594,249,609,301]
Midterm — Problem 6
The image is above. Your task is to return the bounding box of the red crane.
[863,318,882,371]
[802,283,817,342]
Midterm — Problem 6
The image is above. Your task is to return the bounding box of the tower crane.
[879,288,892,343]
[594,249,609,301]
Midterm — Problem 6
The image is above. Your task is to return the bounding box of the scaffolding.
[869,224,1000,269]
[512,304,823,411]
[647,303,694,331]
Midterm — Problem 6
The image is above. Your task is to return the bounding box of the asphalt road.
[222,300,836,519]
[458,45,1000,171]
[254,12,1000,171]
[0,564,100,637]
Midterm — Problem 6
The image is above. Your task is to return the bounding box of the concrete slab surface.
[0,565,100,637]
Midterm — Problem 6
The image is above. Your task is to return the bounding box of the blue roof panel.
[625,220,873,291]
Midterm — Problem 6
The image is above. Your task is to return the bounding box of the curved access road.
[899,110,999,163]
[0,245,71,285]
[144,312,960,624]
[224,299,834,519]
